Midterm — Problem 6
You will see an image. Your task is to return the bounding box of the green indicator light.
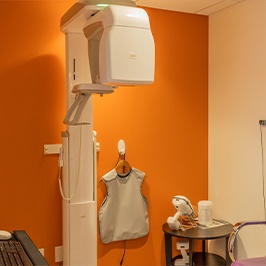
[96,4,109,7]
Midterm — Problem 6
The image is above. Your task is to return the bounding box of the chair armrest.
[228,220,266,262]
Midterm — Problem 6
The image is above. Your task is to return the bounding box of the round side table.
[162,221,233,266]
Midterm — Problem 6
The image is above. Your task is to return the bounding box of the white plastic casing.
[84,5,155,85]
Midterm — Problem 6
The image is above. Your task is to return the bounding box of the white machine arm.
[61,3,155,125]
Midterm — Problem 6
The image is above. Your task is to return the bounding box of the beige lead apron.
[99,168,149,244]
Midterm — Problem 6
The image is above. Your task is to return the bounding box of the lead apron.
[99,168,149,244]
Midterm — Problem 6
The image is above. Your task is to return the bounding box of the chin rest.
[228,220,266,266]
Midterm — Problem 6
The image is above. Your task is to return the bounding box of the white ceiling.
[134,0,245,15]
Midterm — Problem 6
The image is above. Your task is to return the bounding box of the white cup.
[198,200,213,226]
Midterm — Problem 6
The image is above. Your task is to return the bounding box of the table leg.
[164,233,172,266]
[189,239,194,266]
[202,240,206,253]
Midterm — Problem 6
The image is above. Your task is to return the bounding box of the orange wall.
[0,1,208,265]
[94,7,208,266]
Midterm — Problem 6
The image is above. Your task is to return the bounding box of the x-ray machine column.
[60,6,99,266]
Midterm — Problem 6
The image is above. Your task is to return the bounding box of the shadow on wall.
[2,55,65,130]
[0,54,65,264]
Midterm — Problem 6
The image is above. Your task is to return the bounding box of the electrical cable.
[120,240,126,266]
[58,126,83,201]
[259,124,266,220]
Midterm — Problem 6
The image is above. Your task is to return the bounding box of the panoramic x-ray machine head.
[60,1,154,265]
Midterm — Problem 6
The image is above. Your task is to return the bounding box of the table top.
[162,221,233,240]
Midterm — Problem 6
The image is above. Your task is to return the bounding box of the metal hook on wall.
[118,139,126,160]
[116,139,132,174]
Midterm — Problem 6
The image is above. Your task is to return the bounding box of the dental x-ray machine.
[60,1,154,265]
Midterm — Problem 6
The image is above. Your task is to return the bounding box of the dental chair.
[228,220,266,266]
